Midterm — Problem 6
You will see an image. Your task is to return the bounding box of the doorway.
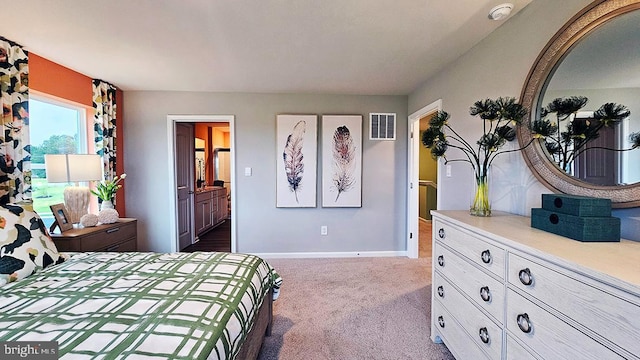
[167,115,236,253]
[407,100,442,259]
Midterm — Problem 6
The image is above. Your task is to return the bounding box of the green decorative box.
[541,194,611,217]
[531,208,620,242]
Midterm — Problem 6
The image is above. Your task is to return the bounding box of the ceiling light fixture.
[488,3,514,21]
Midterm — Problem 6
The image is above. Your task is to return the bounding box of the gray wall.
[123,92,408,253]
[408,0,640,240]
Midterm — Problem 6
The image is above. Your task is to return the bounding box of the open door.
[175,123,195,250]
[168,115,236,253]
[407,100,441,259]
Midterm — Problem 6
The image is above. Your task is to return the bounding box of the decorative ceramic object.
[100,200,114,210]
[98,208,119,224]
[79,213,99,227]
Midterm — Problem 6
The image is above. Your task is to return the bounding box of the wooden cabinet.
[431,211,640,360]
[50,218,137,252]
[195,191,213,234]
[194,186,227,235]
[215,187,228,224]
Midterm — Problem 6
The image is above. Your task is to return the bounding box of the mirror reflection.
[539,9,640,185]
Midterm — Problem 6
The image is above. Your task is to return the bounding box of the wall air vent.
[369,113,396,140]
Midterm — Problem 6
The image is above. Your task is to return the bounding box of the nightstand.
[50,218,137,252]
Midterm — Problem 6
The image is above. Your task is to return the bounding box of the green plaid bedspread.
[0,252,282,359]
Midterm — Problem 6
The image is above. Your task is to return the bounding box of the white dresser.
[431,210,640,360]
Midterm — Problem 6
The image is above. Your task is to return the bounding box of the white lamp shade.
[45,154,103,183]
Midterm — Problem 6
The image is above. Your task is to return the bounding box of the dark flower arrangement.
[422,95,640,217]
[529,96,640,172]
[422,97,530,216]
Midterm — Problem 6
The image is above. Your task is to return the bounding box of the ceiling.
[2,0,531,95]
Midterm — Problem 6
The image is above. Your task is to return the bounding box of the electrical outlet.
[446,164,452,177]
[321,226,328,235]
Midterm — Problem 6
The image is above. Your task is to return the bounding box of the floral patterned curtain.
[0,36,30,205]
[92,80,117,183]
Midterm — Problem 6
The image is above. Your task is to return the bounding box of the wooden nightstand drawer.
[82,221,136,250]
[99,238,137,252]
[51,218,137,252]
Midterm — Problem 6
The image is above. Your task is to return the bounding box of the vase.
[470,168,491,217]
[100,199,114,210]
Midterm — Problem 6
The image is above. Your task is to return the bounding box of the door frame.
[407,99,442,258]
[167,115,236,253]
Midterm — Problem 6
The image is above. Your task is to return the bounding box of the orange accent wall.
[29,53,126,216]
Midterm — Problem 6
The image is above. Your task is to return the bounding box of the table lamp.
[44,154,103,224]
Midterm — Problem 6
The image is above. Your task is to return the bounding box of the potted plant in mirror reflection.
[422,97,532,217]
[91,173,126,210]
[530,96,640,175]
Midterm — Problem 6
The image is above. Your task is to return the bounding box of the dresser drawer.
[81,222,137,251]
[434,272,502,359]
[509,253,640,357]
[434,243,505,324]
[507,289,625,360]
[506,334,540,360]
[433,220,505,279]
[432,300,491,360]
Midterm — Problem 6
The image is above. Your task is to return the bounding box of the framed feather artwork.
[321,115,362,207]
[276,114,318,207]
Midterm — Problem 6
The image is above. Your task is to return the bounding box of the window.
[30,95,93,225]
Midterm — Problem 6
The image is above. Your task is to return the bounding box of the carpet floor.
[258,256,454,360]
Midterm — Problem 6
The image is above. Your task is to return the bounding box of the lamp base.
[64,186,90,224]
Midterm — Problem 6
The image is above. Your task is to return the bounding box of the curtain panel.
[0,36,30,204]
[92,80,117,184]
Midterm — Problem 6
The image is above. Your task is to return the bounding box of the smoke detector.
[488,3,514,20]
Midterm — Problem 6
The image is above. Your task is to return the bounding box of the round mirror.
[518,0,640,208]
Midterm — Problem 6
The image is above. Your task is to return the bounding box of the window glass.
[30,96,90,225]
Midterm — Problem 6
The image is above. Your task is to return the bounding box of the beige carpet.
[258,256,454,360]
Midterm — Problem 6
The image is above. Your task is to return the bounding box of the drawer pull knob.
[438,316,445,328]
[106,228,121,234]
[438,228,446,239]
[105,245,120,251]
[437,286,444,297]
[480,286,491,302]
[519,268,533,286]
[437,255,444,267]
[517,313,532,333]
[479,327,490,344]
[481,250,492,264]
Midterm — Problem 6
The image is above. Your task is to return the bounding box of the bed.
[0,204,281,359]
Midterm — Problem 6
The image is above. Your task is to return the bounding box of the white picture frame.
[276,114,318,207]
[322,115,362,207]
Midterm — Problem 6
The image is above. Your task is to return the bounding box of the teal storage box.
[542,194,611,217]
[531,208,620,242]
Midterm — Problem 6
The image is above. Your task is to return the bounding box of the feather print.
[283,120,306,203]
[332,126,356,201]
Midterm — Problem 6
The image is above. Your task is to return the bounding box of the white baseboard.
[252,251,408,259]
